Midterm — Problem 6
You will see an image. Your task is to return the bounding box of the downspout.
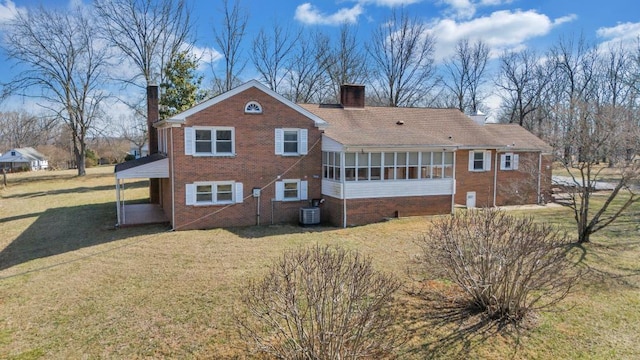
[122,181,126,223]
[451,151,456,214]
[537,152,542,204]
[256,192,261,225]
[493,150,498,207]
[115,175,121,226]
[171,128,176,230]
[341,152,347,228]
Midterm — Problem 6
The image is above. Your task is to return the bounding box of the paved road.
[552,175,639,191]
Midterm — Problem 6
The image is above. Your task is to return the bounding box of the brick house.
[115,80,552,229]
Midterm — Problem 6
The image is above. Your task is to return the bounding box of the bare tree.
[94,0,193,88]
[212,0,248,94]
[442,39,490,113]
[496,49,554,133]
[0,111,55,149]
[366,9,436,107]
[326,24,368,103]
[118,114,148,158]
[251,21,299,92]
[2,6,108,176]
[547,34,599,163]
[554,43,640,244]
[285,30,333,103]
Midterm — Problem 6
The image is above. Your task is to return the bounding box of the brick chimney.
[147,84,159,154]
[340,84,365,108]
[147,84,160,204]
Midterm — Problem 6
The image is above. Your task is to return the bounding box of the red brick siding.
[456,150,552,207]
[455,149,495,207]
[495,152,544,205]
[323,195,452,227]
[160,177,172,221]
[170,87,323,230]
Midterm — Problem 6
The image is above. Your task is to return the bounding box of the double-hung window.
[185,127,235,156]
[500,153,519,170]
[468,150,492,172]
[275,179,308,201]
[186,181,243,205]
[275,128,308,156]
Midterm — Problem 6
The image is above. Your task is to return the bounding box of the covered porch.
[114,154,170,227]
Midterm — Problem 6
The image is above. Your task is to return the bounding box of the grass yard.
[1,166,639,359]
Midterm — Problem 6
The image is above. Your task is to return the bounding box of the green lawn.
[0,167,638,359]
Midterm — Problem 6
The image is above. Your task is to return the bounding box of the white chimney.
[469,110,486,126]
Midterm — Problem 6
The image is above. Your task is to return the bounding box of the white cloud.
[0,0,23,24]
[553,14,577,26]
[192,45,222,69]
[294,3,363,25]
[359,0,423,6]
[479,0,511,5]
[437,0,514,20]
[430,10,576,61]
[596,22,640,49]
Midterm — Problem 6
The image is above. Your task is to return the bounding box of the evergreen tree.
[160,50,206,119]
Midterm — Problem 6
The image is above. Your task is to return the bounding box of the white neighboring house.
[0,147,48,171]
[130,142,149,159]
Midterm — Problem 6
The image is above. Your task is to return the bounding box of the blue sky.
[1,0,640,116]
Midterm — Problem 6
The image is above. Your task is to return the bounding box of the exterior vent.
[299,207,321,225]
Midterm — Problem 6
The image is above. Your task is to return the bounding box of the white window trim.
[275,179,308,201]
[500,153,519,170]
[185,126,235,157]
[323,151,454,182]
[186,181,243,206]
[275,128,308,156]
[244,101,262,114]
[468,150,492,172]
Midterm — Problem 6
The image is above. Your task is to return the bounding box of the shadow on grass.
[0,200,169,272]
[225,223,337,239]
[569,240,640,289]
[0,211,44,224]
[400,282,525,360]
[1,181,148,199]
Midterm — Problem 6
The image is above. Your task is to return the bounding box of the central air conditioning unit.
[299,207,321,225]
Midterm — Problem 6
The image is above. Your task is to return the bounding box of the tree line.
[1,0,639,185]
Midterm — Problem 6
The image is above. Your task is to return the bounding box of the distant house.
[130,142,149,159]
[115,80,552,229]
[0,147,48,172]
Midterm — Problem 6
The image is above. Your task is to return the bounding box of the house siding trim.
[322,178,453,199]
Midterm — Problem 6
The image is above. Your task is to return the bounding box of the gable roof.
[157,80,328,129]
[0,147,46,162]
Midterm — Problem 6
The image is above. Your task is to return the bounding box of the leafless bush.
[238,244,404,359]
[419,209,579,322]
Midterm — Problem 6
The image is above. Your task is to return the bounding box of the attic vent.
[396,120,404,125]
[245,101,262,114]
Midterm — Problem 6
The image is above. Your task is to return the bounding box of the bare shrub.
[238,244,404,359]
[419,209,579,322]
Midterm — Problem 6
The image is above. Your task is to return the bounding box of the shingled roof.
[114,153,166,173]
[298,104,551,152]
[484,124,553,153]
